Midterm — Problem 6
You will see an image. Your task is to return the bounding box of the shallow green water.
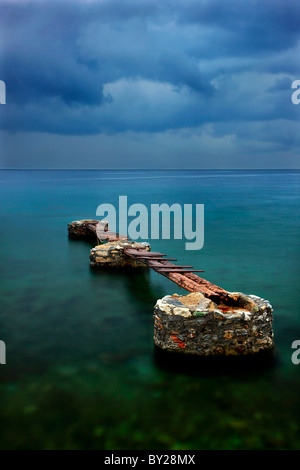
[0,169,299,449]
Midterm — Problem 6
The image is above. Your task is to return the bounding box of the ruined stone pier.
[68,219,274,357]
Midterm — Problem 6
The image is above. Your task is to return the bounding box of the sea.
[0,169,299,449]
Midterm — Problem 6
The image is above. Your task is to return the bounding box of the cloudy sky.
[0,0,299,168]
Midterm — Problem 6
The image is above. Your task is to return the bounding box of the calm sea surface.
[0,169,299,449]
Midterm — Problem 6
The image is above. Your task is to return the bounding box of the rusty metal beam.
[138,257,177,261]
[153,268,205,273]
[74,221,229,302]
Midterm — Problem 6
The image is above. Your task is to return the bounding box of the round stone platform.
[90,240,151,268]
[153,291,274,356]
[68,219,106,240]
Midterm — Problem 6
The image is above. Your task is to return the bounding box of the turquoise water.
[0,169,299,449]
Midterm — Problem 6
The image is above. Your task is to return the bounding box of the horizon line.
[1,168,300,171]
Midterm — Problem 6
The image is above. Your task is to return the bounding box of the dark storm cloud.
[179,0,300,46]
[0,0,299,146]
[0,2,106,106]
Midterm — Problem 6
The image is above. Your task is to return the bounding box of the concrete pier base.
[154,291,274,356]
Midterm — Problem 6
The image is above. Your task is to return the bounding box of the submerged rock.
[153,291,274,356]
[90,240,151,268]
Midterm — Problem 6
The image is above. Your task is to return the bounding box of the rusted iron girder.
[85,225,229,302]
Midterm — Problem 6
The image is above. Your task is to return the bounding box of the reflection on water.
[0,170,299,450]
[153,347,278,379]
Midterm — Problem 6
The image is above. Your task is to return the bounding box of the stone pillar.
[154,291,274,356]
[68,219,99,240]
[90,240,151,268]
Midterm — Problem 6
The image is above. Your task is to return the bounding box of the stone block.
[153,291,274,356]
[90,240,151,268]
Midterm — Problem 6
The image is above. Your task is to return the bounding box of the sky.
[0,0,299,169]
